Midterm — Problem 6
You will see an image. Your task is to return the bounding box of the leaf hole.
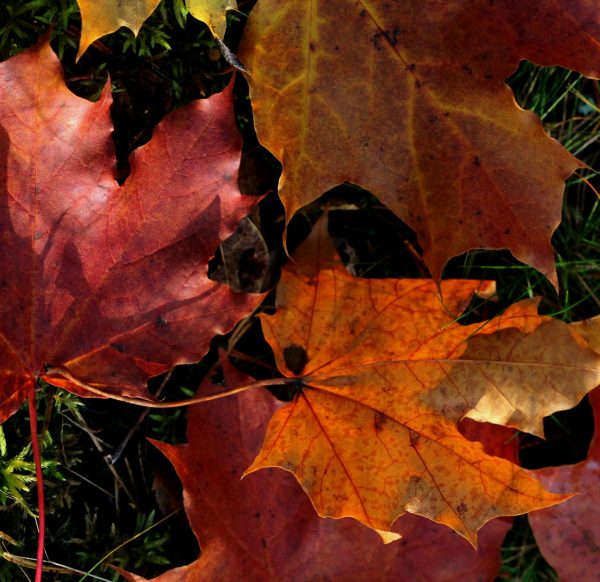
[519,396,594,469]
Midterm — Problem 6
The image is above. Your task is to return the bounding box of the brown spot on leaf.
[374,411,387,432]
[583,529,600,552]
[283,345,308,375]
[371,27,401,51]
[409,429,420,447]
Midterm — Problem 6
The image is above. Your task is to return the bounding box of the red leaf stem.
[28,386,45,582]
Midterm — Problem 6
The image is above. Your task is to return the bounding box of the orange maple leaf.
[120,357,516,581]
[247,214,600,543]
[240,0,600,284]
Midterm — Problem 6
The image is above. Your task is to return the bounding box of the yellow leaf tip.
[375,529,402,544]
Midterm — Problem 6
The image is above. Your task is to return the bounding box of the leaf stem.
[28,386,45,582]
[44,366,288,408]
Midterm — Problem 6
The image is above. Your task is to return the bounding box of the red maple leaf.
[0,39,262,421]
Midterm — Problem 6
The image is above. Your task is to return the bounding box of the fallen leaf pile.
[0,0,599,578]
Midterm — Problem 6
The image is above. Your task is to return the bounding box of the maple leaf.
[528,324,600,580]
[76,0,162,61]
[240,0,600,284]
[76,0,237,61]
[246,214,600,543]
[120,357,514,581]
[0,39,261,423]
[572,314,600,354]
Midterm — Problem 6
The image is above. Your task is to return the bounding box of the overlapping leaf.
[248,215,600,543]
[76,0,237,60]
[240,0,600,283]
[121,359,514,581]
[0,39,261,422]
[529,325,600,580]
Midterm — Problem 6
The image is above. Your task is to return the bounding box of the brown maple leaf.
[246,214,600,543]
[120,357,514,581]
[0,39,261,422]
[240,0,600,284]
